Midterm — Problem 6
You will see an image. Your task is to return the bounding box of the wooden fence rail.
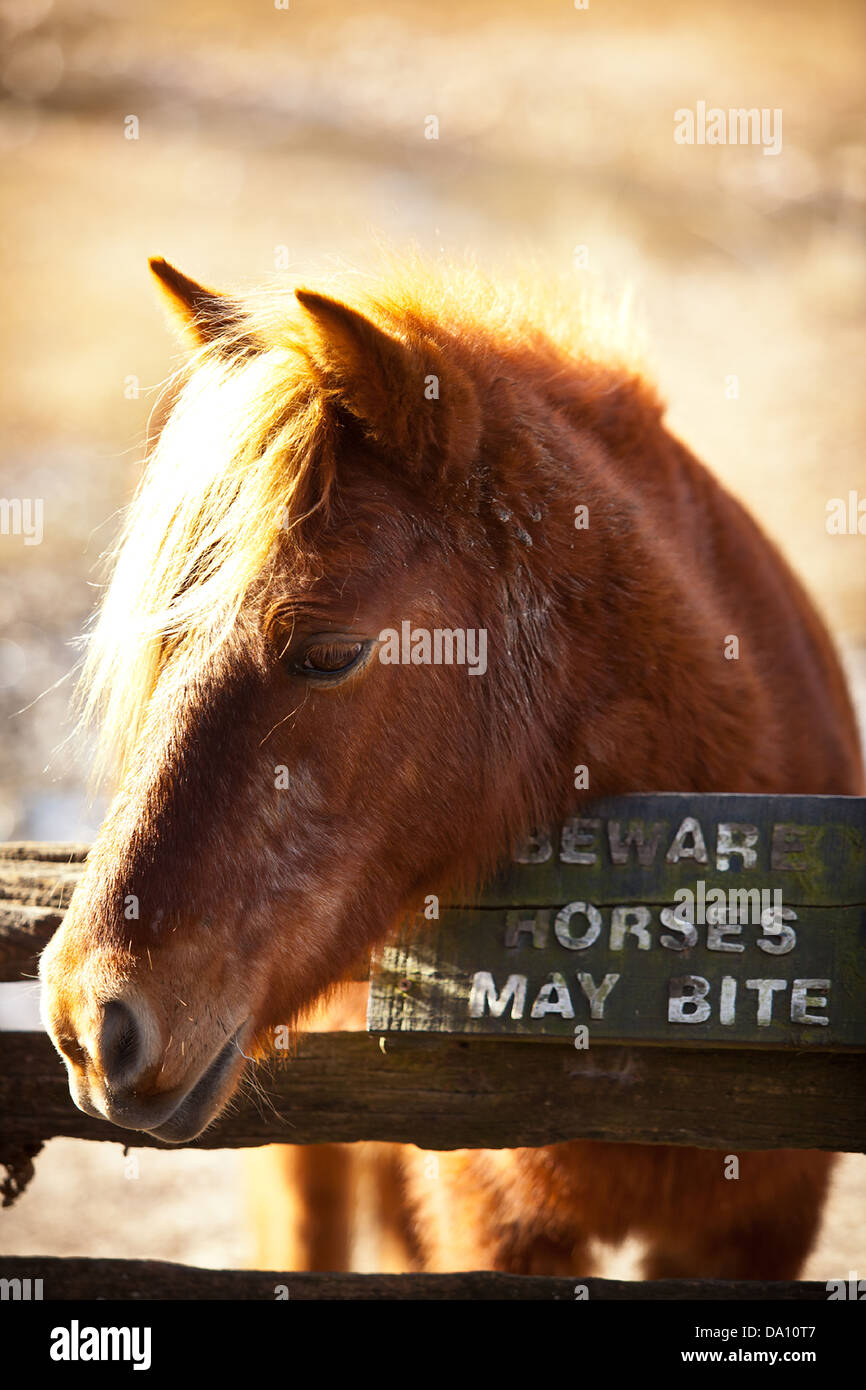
[2,1029,864,1157]
[0,1257,833,1301]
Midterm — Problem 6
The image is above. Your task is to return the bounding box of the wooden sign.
[367,794,866,1048]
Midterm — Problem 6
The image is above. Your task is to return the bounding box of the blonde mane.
[78,258,644,789]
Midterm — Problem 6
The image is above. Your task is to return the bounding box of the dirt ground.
[0,0,863,1279]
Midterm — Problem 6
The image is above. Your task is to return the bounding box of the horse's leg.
[403,1149,594,1275]
[244,984,372,1272]
[244,1141,355,1271]
[366,1143,423,1272]
[641,1149,836,1281]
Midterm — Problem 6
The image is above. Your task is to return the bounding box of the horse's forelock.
[76,340,338,788]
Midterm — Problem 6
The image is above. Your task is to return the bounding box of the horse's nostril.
[99,1000,141,1087]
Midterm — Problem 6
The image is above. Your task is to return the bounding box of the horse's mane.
[78,255,646,789]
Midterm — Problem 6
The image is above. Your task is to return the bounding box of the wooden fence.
[1,793,864,1300]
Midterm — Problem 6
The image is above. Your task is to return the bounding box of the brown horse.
[40,255,862,1278]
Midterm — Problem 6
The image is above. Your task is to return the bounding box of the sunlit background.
[1,0,864,1278]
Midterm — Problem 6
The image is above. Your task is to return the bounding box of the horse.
[39,254,863,1279]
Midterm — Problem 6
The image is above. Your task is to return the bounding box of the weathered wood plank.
[0,1256,830,1301]
[1,1030,863,1153]
[482,794,866,908]
[368,904,866,1047]
[0,863,83,909]
[0,903,64,981]
[0,843,89,864]
[0,850,85,981]
[370,794,866,1046]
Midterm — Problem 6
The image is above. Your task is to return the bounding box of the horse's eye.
[300,640,365,676]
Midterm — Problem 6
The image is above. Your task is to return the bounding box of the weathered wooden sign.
[367,794,866,1048]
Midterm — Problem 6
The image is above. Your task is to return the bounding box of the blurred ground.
[0,0,863,1280]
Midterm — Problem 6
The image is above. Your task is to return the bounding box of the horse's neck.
[538,416,772,796]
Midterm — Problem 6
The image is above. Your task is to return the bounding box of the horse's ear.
[295,288,479,473]
[149,257,244,347]
[295,289,420,438]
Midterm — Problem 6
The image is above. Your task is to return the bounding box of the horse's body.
[40,258,862,1278]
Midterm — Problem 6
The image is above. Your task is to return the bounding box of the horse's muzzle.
[138,1022,251,1143]
[52,1000,251,1142]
